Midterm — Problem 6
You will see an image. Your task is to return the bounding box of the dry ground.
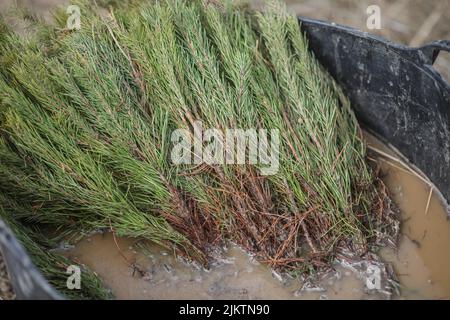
[0,255,15,300]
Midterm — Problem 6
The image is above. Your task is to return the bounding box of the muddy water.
[66,133,450,300]
[365,133,450,299]
[69,233,373,300]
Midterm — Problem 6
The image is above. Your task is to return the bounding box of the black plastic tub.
[300,17,450,212]
[0,17,449,300]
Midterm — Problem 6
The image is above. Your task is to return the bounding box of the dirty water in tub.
[65,133,450,300]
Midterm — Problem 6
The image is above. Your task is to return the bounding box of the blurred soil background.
[0,0,449,300]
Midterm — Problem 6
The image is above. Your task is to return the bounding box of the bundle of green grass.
[0,0,397,298]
